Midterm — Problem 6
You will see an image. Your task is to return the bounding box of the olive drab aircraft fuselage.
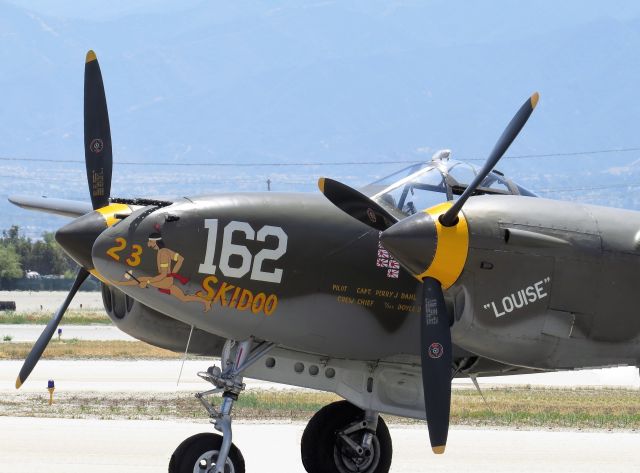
[10,51,640,473]
[84,182,640,369]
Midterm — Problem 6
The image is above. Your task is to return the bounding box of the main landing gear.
[169,338,392,473]
[301,400,392,473]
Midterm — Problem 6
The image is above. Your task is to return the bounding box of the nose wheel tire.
[301,400,392,473]
[169,433,245,473]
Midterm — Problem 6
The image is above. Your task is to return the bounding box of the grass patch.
[1,387,639,429]
[0,339,179,359]
[448,386,640,429]
[0,391,339,422]
[0,310,111,325]
[234,391,341,419]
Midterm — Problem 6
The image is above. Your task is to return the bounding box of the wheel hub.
[194,450,235,473]
[334,436,380,473]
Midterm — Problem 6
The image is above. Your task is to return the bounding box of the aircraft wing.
[8,195,92,218]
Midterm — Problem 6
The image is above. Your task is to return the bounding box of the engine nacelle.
[101,283,225,356]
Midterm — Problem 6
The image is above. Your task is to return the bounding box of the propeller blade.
[420,276,453,454]
[84,50,113,210]
[440,92,539,227]
[15,268,89,389]
[318,178,398,231]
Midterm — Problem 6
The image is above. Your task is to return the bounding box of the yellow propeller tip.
[15,377,23,389]
[318,177,326,193]
[530,92,540,109]
[432,445,446,454]
[86,50,97,63]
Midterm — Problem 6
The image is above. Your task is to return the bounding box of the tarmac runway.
[0,417,636,473]
[0,290,103,311]
[0,360,300,392]
[0,324,134,342]
[1,359,638,393]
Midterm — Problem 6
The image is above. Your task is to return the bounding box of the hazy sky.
[7,0,640,24]
[5,1,640,236]
[4,0,203,20]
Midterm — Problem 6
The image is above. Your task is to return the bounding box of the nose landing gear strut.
[169,337,274,473]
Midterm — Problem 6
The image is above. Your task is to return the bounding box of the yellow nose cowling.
[416,202,469,289]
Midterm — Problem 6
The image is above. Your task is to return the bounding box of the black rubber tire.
[168,432,245,473]
[301,400,392,473]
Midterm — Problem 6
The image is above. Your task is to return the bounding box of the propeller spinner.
[319,92,539,453]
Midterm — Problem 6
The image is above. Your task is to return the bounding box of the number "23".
[106,238,143,267]
[198,219,288,284]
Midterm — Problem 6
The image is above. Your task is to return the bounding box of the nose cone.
[91,205,157,285]
[55,211,109,269]
[380,211,438,276]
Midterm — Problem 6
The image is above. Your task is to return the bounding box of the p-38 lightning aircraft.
[10,51,640,473]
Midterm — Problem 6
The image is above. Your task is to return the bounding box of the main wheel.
[169,432,245,473]
[301,400,392,473]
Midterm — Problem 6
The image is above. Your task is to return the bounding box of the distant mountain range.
[3,1,640,237]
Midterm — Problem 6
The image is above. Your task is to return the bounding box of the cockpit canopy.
[360,150,535,219]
